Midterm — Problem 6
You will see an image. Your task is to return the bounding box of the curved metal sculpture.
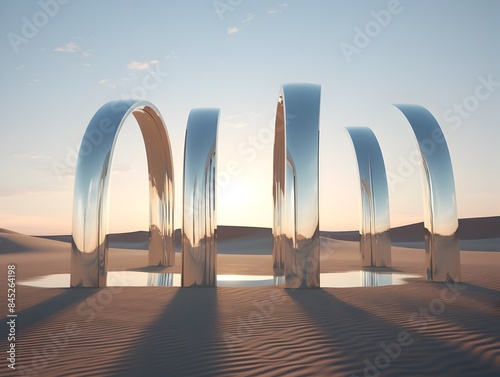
[395,104,460,282]
[346,127,391,268]
[71,100,175,288]
[273,83,321,288]
[182,108,219,287]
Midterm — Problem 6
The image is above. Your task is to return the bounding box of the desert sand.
[1,228,499,377]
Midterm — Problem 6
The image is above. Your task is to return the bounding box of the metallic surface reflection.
[21,271,421,288]
[182,109,219,287]
[395,104,460,282]
[71,100,175,287]
[346,127,391,267]
[273,84,321,288]
[147,272,175,286]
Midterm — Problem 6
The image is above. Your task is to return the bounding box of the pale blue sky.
[1,0,499,234]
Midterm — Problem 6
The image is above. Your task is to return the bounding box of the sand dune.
[389,216,500,242]
[0,232,69,255]
[321,216,500,242]
[33,216,500,251]
[0,228,20,234]
[0,229,499,376]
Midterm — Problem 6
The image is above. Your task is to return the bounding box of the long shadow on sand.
[392,282,500,351]
[109,288,222,377]
[286,288,500,377]
[124,266,175,273]
[0,288,95,335]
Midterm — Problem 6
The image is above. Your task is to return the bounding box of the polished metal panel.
[182,108,219,287]
[346,127,391,267]
[395,104,460,282]
[71,100,175,288]
[272,84,321,288]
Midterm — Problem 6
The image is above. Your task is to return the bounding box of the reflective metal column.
[71,100,175,288]
[395,104,460,282]
[273,84,321,288]
[182,109,219,287]
[346,127,391,267]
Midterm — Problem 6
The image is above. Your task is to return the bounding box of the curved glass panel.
[182,108,219,287]
[346,127,391,267]
[273,84,321,288]
[395,104,460,282]
[71,100,175,288]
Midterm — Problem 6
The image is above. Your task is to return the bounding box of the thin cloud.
[0,186,66,198]
[233,121,248,129]
[15,64,25,71]
[221,111,262,129]
[127,59,159,71]
[25,79,41,86]
[165,51,178,60]
[13,153,49,160]
[54,42,79,53]
[227,27,241,35]
[268,4,287,15]
[111,165,132,173]
[242,13,255,23]
[98,79,116,88]
[81,50,92,57]
[127,61,149,70]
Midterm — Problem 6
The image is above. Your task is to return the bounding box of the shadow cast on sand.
[0,288,95,335]
[286,288,500,376]
[124,266,175,273]
[109,288,222,377]
[360,266,403,273]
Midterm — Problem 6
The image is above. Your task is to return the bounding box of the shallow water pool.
[19,270,420,288]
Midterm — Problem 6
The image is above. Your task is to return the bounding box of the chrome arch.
[273,84,321,288]
[71,100,175,288]
[395,104,460,282]
[182,108,219,287]
[346,127,391,268]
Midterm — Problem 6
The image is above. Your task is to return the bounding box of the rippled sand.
[0,231,499,376]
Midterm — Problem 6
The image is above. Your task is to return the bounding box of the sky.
[0,0,499,235]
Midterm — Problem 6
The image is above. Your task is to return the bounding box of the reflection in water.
[19,271,420,288]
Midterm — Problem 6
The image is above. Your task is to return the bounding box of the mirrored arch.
[346,127,391,268]
[182,108,219,287]
[71,100,175,288]
[395,104,460,282]
[273,83,321,288]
